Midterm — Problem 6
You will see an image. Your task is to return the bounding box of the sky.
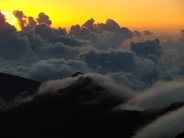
[1,0,184,33]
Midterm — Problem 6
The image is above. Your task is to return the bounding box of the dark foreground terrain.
[0,72,183,138]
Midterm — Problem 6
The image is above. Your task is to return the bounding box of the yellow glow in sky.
[1,0,184,33]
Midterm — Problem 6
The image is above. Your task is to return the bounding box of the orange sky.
[1,0,184,33]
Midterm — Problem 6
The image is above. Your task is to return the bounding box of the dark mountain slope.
[0,73,184,138]
[0,72,41,102]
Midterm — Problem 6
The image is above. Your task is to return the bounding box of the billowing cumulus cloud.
[35,23,84,46]
[69,18,133,50]
[28,16,37,27]
[36,12,52,26]
[134,30,143,38]
[98,18,121,31]
[11,59,89,82]
[80,49,136,73]
[161,37,175,51]
[143,30,153,36]
[130,38,163,57]
[0,11,34,61]
[12,10,27,30]
[82,18,100,32]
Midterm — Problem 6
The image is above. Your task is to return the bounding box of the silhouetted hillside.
[0,73,184,138]
[0,72,40,102]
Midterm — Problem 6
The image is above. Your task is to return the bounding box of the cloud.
[127,81,184,109]
[98,19,120,31]
[132,106,184,138]
[0,11,34,61]
[35,23,84,46]
[36,12,52,26]
[12,10,27,30]
[28,16,37,27]
[1,10,184,95]
[82,18,100,32]
[143,30,153,36]
[39,42,79,59]
[6,73,133,109]
[80,49,136,73]
[134,30,143,38]
[161,37,175,51]
[12,58,88,82]
[37,76,79,94]
[175,30,184,51]
[69,18,133,50]
[108,72,148,90]
[69,24,95,40]
[130,38,163,57]
[181,30,184,38]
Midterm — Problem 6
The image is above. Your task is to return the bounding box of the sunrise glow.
[0,10,21,31]
[0,0,183,33]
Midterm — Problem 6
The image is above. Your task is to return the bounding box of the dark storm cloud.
[143,30,153,36]
[130,38,163,57]
[36,12,52,26]
[134,30,143,37]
